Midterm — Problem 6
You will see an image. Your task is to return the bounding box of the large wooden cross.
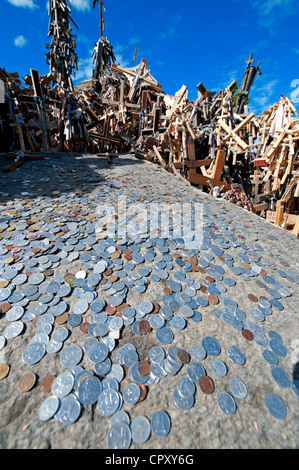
[93,0,105,38]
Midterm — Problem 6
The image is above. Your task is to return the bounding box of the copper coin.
[242,329,254,341]
[124,254,132,260]
[109,274,118,283]
[0,303,11,313]
[137,361,150,376]
[259,269,267,276]
[103,268,112,276]
[201,285,208,294]
[55,312,68,325]
[0,364,10,380]
[105,305,116,316]
[137,383,148,402]
[208,294,219,305]
[192,266,199,272]
[116,303,129,314]
[198,376,214,394]
[11,247,21,253]
[205,276,215,283]
[137,319,152,335]
[248,294,258,302]
[40,375,56,393]
[43,269,54,276]
[18,372,37,392]
[164,287,172,295]
[189,257,198,266]
[152,302,160,314]
[176,349,190,364]
[80,322,91,333]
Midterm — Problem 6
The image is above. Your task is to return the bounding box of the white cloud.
[14,35,28,48]
[74,55,93,81]
[251,0,295,27]
[250,79,279,113]
[114,54,130,68]
[70,0,91,11]
[7,0,37,8]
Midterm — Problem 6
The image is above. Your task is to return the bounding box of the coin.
[18,372,37,392]
[0,364,10,380]
[176,349,190,364]
[242,329,254,341]
[137,319,152,335]
[137,383,147,402]
[137,361,150,376]
[151,410,171,437]
[131,415,151,444]
[80,322,91,333]
[40,375,56,393]
[248,294,258,302]
[208,294,219,305]
[38,396,60,422]
[198,376,214,394]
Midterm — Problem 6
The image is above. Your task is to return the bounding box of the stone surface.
[0,152,298,450]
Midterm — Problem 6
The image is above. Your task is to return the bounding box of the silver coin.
[122,383,141,404]
[54,394,81,425]
[52,327,69,342]
[151,410,171,437]
[107,422,132,449]
[177,377,196,398]
[3,321,24,339]
[131,415,151,444]
[52,371,75,398]
[46,338,63,354]
[211,359,228,378]
[173,387,195,410]
[22,341,46,364]
[229,378,248,399]
[60,345,83,368]
[38,396,60,421]
[218,392,237,414]
[110,410,131,427]
[97,388,121,417]
[5,305,24,322]
[0,335,6,350]
[88,341,109,363]
[78,375,102,405]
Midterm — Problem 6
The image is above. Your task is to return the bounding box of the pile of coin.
[0,169,298,449]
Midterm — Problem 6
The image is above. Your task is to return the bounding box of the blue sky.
[1,0,299,114]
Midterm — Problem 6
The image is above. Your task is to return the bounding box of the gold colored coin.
[0,364,10,380]
[18,373,37,392]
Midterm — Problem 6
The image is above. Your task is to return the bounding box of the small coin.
[198,375,214,394]
[0,363,10,380]
[137,383,147,402]
[248,294,258,302]
[18,372,37,392]
[242,329,254,341]
[40,375,56,393]
[80,322,91,334]
[137,319,152,335]
[176,349,190,364]
[208,294,219,305]
[137,361,150,376]
[0,303,11,313]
